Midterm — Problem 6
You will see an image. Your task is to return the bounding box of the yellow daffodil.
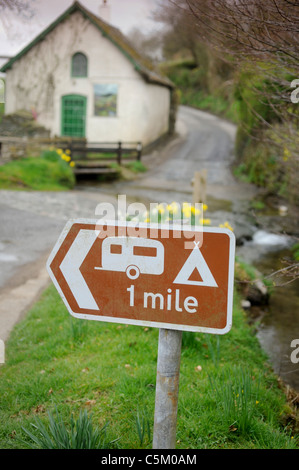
[70,161,75,167]
[191,206,200,215]
[182,202,191,217]
[219,221,234,231]
[157,203,165,214]
[168,202,179,214]
[183,209,191,218]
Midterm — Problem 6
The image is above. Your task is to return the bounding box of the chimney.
[99,0,111,23]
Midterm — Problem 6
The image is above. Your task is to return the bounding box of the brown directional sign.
[47,219,235,334]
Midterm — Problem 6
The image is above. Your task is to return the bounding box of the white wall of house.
[4,11,171,145]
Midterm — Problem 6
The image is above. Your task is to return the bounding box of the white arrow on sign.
[173,245,218,287]
[60,229,99,310]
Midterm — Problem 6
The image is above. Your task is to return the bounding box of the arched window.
[71,52,88,77]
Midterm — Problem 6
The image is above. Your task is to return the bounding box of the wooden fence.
[0,137,143,175]
[63,141,143,175]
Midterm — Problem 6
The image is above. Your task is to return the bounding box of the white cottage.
[0,1,174,146]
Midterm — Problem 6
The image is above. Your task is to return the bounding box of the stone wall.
[0,109,62,164]
[0,136,28,163]
[0,136,86,164]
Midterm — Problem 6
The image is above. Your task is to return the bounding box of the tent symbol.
[173,245,218,287]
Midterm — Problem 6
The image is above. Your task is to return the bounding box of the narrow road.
[99,105,258,240]
[0,190,118,340]
[102,106,257,208]
[143,105,238,188]
[0,105,256,341]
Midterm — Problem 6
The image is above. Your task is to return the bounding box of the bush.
[162,60,238,122]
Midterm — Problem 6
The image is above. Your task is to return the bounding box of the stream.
[237,229,299,392]
[255,250,299,392]
[204,197,299,392]
[195,202,299,393]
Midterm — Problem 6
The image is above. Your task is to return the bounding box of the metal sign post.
[47,218,235,450]
[153,328,182,449]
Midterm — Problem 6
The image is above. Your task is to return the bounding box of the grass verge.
[0,284,297,449]
[0,151,75,191]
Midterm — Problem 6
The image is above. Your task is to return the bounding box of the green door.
[61,94,87,137]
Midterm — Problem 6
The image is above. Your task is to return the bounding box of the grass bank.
[161,60,239,124]
[0,149,75,191]
[0,150,147,191]
[0,282,297,449]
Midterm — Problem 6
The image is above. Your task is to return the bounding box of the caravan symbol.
[95,236,164,279]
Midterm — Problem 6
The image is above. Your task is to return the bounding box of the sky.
[0,0,163,58]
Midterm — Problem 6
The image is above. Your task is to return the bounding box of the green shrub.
[162,60,238,122]
[20,408,117,449]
